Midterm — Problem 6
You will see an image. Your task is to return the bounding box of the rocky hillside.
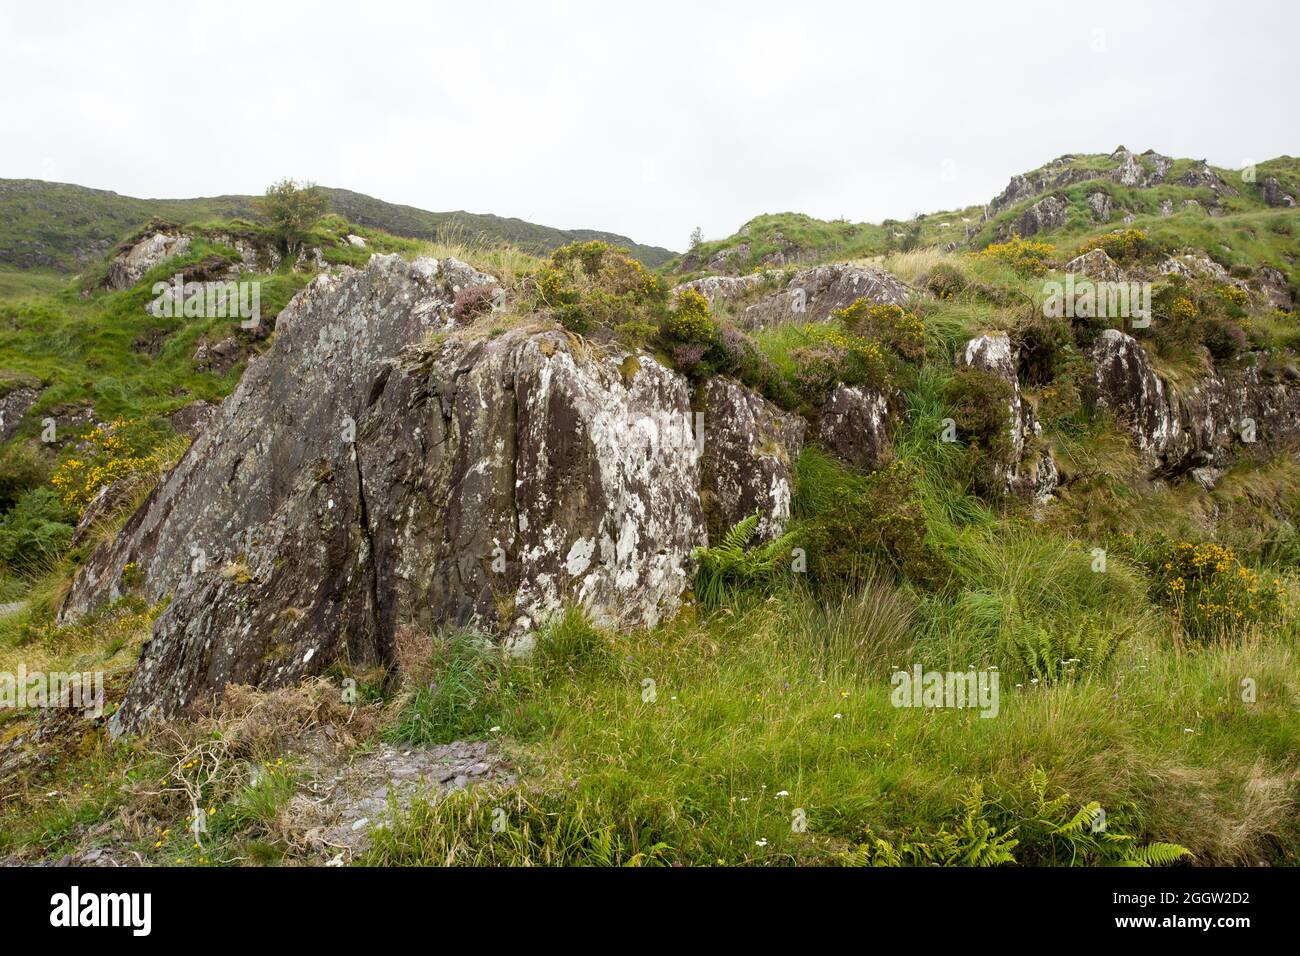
[0,179,675,273]
[2,151,1299,867]
[674,149,1299,282]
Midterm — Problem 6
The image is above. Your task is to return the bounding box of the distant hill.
[672,150,1299,276]
[0,179,675,272]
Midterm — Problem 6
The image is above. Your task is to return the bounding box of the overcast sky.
[2,0,1296,252]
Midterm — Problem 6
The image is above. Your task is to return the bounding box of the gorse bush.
[787,326,889,409]
[49,418,170,516]
[1076,228,1157,262]
[832,299,926,362]
[534,240,663,335]
[920,262,968,300]
[978,234,1056,276]
[664,288,714,345]
[1157,542,1285,639]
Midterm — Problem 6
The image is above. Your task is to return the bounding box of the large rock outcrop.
[674,264,911,330]
[1090,329,1300,475]
[105,232,192,290]
[998,194,1069,239]
[64,255,811,733]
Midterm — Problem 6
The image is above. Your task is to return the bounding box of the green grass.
[363,589,1297,866]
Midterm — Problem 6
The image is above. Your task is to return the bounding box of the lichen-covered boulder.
[1063,249,1123,282]
[698,377,804,542]
[358,328,705,644]
[818,383,893,471]
[738,264,912,329]
[1086,191,1114,223]
[1259,176,1296,208]
[1088,329,1176,466]
[1089,329,1300,475]
[104,232,194,290]
[0,380,41,443]
[1255,266,1294,312]
[673,273,768,309]
[60,254,720,734]
[998,194,1068,239]
[957,333,1058,500]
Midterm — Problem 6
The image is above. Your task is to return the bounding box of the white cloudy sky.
[2,0,1296,251]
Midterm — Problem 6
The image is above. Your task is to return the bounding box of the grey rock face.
[1063,249,1123,282]
[1259,176,1296,208]
[168,400,220,440]
[699,377,804,542]
[105,233,192,290]
[0,384,41,443]
[209,233,283,274]
[673,273,768,309]
[1179,160,1237,198]
[1254,266,1294,311]
[1140,150,1175,181]
[1089,329,1300,475]
[1111,149,1149,188]
[1001,194,1069,239]
[73,256,467,730]
[957,334,1057,501]
[989,173,1046,216]
[738,264,913,329]
[818,384,893,471]
[1086,191,1114,223]
[359,327,705,645]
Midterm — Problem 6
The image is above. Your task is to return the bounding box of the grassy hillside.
[0,161,1298,867]
[0,179,674,273]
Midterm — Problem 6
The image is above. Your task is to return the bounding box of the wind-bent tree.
[255,178,328,255]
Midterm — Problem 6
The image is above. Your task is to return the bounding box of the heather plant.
[792,450,947,590]
[943,367,1017,496]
